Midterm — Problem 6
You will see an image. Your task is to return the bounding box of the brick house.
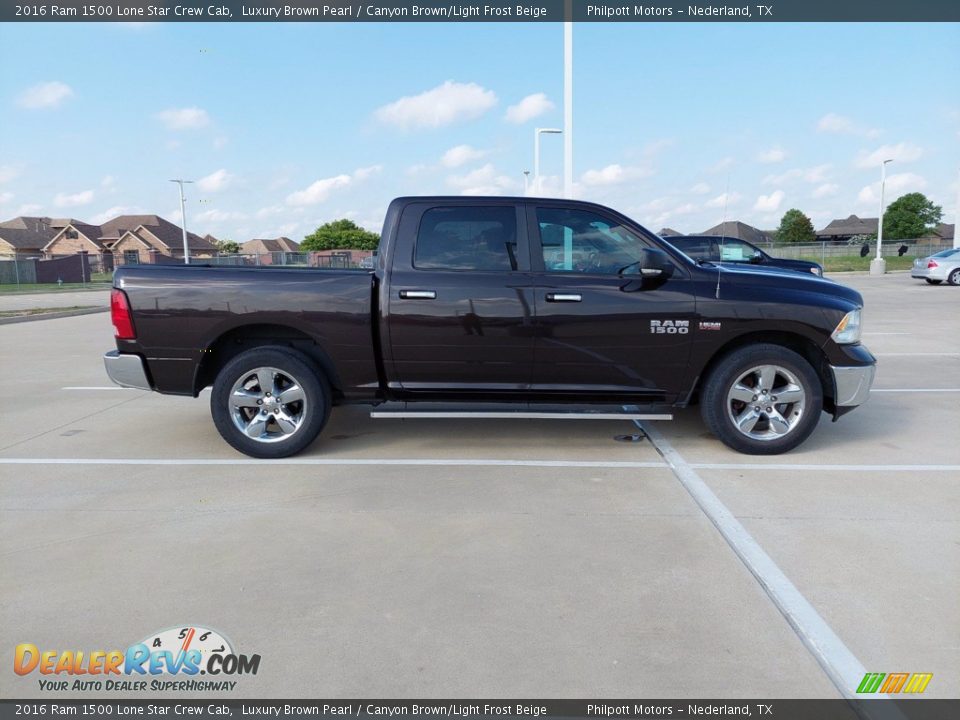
[241,236,301,254]
[701,220,775,245]
[44,214,217,265]
[0,216,75,256]
[816,215,878,243]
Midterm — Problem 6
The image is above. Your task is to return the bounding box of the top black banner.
[3,0,960,23]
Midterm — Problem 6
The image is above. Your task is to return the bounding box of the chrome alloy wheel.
[725,364,807,441]
[228,366,308,443]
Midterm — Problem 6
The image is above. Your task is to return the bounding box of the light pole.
[954,168,959,250]
[534,128,562,194]
[523,170,531,195]
[170,179,194,264]
[869,159,893,276]
[563,19,573,199]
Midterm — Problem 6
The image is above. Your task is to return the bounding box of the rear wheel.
[948,269,960,286]
[925,278,942,285]
[211,347,330,458]
[701,344,822,455]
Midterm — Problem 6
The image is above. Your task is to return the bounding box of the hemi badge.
[699,321,722,331]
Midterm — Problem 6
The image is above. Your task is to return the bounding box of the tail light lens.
[927,260,938,269]
[110,288,136,340]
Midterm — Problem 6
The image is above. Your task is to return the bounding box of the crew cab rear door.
[526,203,695,401]
[383,200,536,393]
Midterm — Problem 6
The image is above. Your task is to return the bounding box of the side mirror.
[639,247,675,279]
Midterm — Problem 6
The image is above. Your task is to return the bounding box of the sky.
[1,20,958,241]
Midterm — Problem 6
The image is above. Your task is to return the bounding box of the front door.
[527,204,696,401]
[385,202,536,394]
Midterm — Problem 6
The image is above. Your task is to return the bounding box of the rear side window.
[415,206,518,271]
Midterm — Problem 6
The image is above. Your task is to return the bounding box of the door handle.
[399,290,436,299]
[545,293,582,302]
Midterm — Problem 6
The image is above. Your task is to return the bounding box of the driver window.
[537,207,649,274]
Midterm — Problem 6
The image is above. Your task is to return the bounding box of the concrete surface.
[0,272,956,699]
[0,289,110,312]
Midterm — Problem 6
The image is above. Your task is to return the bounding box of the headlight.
[831,309,862,344]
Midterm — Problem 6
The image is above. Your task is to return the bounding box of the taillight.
[110,288,136,340]
[927,260,938,269]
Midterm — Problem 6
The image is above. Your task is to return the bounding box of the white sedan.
[911,247,960,285]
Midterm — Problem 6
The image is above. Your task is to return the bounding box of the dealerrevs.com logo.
[14,626,260,692]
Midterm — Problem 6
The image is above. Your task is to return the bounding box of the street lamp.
[533,128,562,195]
[869,160,893,275]
[563,20,573,199]
[523,170,531,195]
[954,167,960,250]
[170,179,194,264]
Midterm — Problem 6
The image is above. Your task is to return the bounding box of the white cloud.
[707,157,734,174]
[817,112,880,138]
[690,182,711,195]
[195,209,246,223]
[90,205,141,225]
[197,169,234,193]
[255,205,286,219]
[16,203,43,215]
[754,190,785,212]
[375,81,496,130]
[156,107,211,130]
[285,166,378,206]
[705,192,741,209]
[580,164,652,187]
[441,144,487,168]
[857,173,928,205]
[811,183,839,199]
[763,164,831,185]
[17,81,73,109]
[54,190,94,208]
[504,92,554,124]
[757,147,786,164]
[447,163,517,195]
[855,142,923,169]
[0,192,13,205]
[0,165,18,184]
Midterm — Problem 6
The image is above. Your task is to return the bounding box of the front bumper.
[104,350,152,391]
[830,362,876,408]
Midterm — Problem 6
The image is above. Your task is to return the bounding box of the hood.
[704,262,863,308]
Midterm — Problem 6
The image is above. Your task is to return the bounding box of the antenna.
[715,173,730,299]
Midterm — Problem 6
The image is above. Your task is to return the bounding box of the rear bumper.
[830,362,875,408]
[103,350,152,391]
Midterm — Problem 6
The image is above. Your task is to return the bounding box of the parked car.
[105,196,874,458]
[358,254,376,269]
[911,247,960,285]
[667,235,824,276]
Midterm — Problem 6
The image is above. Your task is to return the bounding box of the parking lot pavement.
[0,288,110,312]
[0,271,957,698]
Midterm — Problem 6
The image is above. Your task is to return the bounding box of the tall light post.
[563,18,573,199]
[869,159,893,276]
[523,170,531,195]
[954,168,960,250]
[534,128,562,194]
[170,179,194,264]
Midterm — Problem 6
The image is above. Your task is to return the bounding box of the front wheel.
[211,346,330,458]
[700,344,823,455]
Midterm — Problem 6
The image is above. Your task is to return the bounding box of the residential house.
[816,215,878,243]
[44,214,218,265]
[701,220,774,246]
[241,237,301,254]
[0,216,73,256]
[657,227,682,237]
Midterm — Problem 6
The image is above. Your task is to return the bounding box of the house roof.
[0,215,74,251]
[658,227,682,237]
[933,223,955,239]
[817,215,878,237]
[242,237,300,253]
[0,227,49,251]
[700,220,771,245]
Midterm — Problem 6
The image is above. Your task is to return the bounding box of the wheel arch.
[690,331,836,413]
[194,323,342,400]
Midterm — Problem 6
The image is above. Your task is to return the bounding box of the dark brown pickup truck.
[105,196,875,458]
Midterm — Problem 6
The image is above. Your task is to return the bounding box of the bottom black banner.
[0,700,956,720]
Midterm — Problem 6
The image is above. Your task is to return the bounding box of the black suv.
[667,235,823,276]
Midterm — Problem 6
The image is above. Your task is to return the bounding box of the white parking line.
[873,388,960,393]
[638,422,888,707]
[62,386,138,391]
[874,352,959,357]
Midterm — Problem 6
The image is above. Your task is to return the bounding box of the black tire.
[925,278,942,285]
[211,346,330,458]
[948,269,960,286]
[700,344,823,455]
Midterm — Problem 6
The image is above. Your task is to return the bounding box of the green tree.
[216,239,241,254]
[301,219,379,252]
[775,209,816,244]
[883,193,942,240]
